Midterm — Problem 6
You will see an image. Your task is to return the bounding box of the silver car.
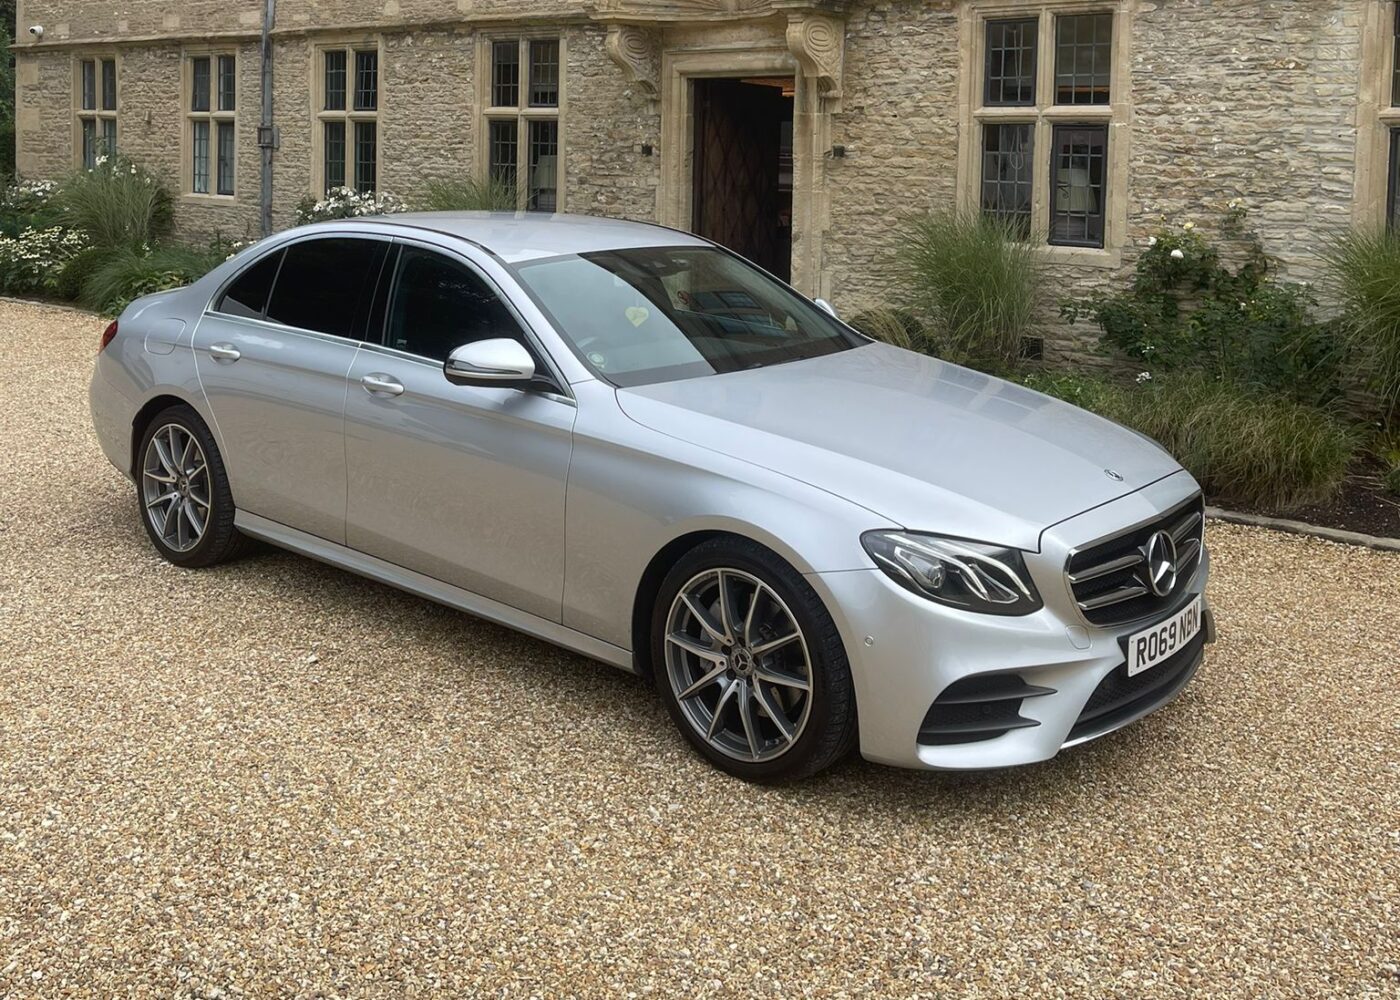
[90,213,1214,781]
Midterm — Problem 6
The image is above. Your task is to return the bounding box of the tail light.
[99,320,118,353]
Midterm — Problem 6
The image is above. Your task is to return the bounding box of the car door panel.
[344,346,576,620]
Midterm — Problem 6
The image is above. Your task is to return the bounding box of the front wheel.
[651,538,857,782]
[136,404,250,568]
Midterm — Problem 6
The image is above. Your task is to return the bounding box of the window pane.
[217,121,235,195]
[386,247,524,361]
[1050,124,1108,248]
[984,18,1037,106]
[492,40,519,107]
[354,121,377,193]
[80,60,96,111]
[353,50,378,111]
[488,119,518,188]
[266,239,385,338]
[324,120,346,191]
[191,56,211,113]
[192,120,210,194]
[1389,128,1400,230]
[526,119,558,212]
[324,50,346,111]
[1055,13,1112,105]
[101,59,117,111]
[981,123,1033,239]
[81,118,96,169]
[217,249,282,318]
[217,55,236,112]
[528,39,559,107]
[101,118,117,156]
[1394,3,1400,107]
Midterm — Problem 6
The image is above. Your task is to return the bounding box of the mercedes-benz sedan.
[90,213,1214,781]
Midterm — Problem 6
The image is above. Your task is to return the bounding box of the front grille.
[1066,494,1205,627]
[918,674,1054,746]
[1067,629,1205,741]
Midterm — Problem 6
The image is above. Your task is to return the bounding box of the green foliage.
[0,224,89,297]
[896,210,1042,372]
[54,155,173,250]
[1062,220,1341,407]
[295,187,406,224]
[1375,432,1400,497]
[412,176,518,212]
[847,307,929,352]
[1319,227,1400,426]
[76,244,224,316]
[1023,372,1355,511]
[0,179,62,236]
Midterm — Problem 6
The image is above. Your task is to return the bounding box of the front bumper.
[811,471,1213,770]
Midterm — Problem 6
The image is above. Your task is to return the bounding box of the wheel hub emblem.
[1143,530,1179,597]
[731,647,755,677]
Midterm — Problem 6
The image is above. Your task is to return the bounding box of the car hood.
[615,343,1182,551]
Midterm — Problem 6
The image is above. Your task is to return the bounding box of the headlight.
[861,531,1043,616]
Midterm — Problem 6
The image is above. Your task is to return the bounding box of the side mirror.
[444,338,536,388]
[814,297,838,319]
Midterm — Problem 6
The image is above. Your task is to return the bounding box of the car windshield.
[512,246,863,386]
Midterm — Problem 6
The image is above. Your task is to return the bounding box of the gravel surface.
[1,298,1398,998]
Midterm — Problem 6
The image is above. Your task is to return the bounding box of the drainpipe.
[257,0,277,238]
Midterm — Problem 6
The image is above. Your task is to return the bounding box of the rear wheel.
[136,405,249,567]
[652,538,857,782]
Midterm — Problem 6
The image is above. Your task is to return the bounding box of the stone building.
[10,1,1399,356]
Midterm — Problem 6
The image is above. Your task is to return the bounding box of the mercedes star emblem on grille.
[1104,468,1124,481]
[1143,529,1179,598]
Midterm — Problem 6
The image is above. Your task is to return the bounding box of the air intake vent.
[1066,494,1205,627]
[918,674,1053,746]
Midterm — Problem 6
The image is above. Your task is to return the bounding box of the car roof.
[352,211,711,264]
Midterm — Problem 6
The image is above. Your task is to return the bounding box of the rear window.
[264,238,387,339]
[215,249,282,319]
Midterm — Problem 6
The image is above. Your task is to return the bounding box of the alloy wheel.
[141,422,211,553]
[663,568,813,762]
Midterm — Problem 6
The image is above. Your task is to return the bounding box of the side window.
[265,238,387,338]
[385,247,525,361]
[216,249,282,318]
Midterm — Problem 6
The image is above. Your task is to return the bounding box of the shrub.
[1320,227,1400,426]
[76,244,224,315]
[1375,433,1400,497]
[1062,216,1341,408]
[0,225,90,296]
[55,155,172,250]
[1024,372,1355,511]
[0,179,61,236]
[296,186,406,224]
[412,177,518,212]
[847,306,929,352]
[896,210,1041,372]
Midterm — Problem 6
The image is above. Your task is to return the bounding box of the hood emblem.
[1143,530,1179,598]
[1104,469,1124,482]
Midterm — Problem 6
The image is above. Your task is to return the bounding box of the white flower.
[1170,248,1185,260]
[1182,221,1195,231]
[1147,236,1158,247]
[1135,371,1153,384]
[1228,199,1240,210]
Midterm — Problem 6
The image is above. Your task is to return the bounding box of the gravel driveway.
[1,299,1397,998]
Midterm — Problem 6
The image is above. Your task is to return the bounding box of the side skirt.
[234,511,636,673]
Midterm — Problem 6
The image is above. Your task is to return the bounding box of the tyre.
[651,537,858,782]
[136,404,250,568]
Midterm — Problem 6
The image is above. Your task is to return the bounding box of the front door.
[343,243,576,621]
[691,77,794,281]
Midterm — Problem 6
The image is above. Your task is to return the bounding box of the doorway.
[690,77,795,282]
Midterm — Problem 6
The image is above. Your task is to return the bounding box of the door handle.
[361,373,405,397]
[208,342,241,362]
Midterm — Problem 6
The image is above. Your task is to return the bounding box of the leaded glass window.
[981,124,1034,238]
[1050,124,1108,246]
[984,18,1037,106]
[1054,13,1112,105]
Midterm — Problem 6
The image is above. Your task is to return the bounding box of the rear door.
[193,235,389,542]
[343,241,576,620]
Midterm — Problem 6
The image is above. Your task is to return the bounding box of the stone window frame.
[1356,1,1400,229]
[475,30,567,213]
[182,48,238,201]
[72,52,119,170]
[311,38,383,195]
[955,0,1135,267]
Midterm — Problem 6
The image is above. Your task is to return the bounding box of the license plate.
[1126,596,1203,677]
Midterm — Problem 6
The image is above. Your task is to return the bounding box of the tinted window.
[216,249,282,319]
[385,247,524,362]
[266,238,386,338]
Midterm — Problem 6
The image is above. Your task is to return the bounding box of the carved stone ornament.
[605,23,661,100]
[785,12,844,103]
